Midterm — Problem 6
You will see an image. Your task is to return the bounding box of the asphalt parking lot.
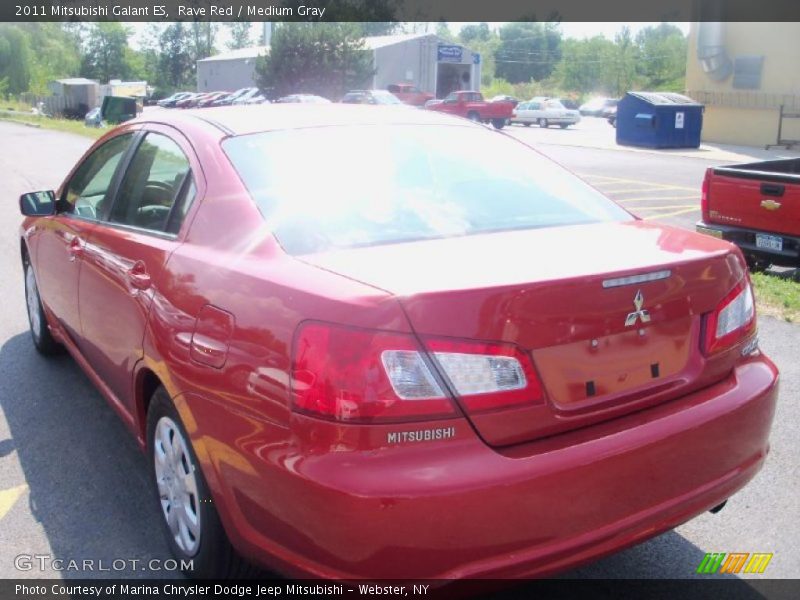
[0,119,797,584]
[509,116,730,230]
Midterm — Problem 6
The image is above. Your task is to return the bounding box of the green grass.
[751,271,800,323]
[0,110,109,139]
[1,98,34,112]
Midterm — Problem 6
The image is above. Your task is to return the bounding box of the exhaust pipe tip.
[709,500,727,514]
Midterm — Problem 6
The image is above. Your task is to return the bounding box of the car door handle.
[127,261,151,291]
[760,183,785,197]
[67,237,83,261]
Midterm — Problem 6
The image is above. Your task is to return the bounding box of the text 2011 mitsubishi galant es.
[18,105,778,579]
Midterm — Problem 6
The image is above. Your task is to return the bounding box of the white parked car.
[511,97,581,129]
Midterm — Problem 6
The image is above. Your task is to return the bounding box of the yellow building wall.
[685,23,800,147]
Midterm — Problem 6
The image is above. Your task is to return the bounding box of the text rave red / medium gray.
[18,105,778,579]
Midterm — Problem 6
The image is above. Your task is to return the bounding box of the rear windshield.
[223,124,632,255]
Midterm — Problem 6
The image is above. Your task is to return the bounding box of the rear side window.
[108,133,194,234]
[224,124,632,255]
[61,133,134,219]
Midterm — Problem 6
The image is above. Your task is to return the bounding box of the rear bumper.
[221,355,778,580]
[697,221,800,267]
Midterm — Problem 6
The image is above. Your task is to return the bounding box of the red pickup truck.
[387,83,434,107]
[696,158,800,270]
[425,91,514,129]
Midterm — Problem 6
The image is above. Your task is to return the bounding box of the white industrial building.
[196,46,270,93]
[196,31,481,99]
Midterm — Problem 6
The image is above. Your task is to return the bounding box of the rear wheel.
[539,119,549,128]
[492,118,506,130]
[147,387,256,579]
[745,254,770,273]
[24,261,61,355]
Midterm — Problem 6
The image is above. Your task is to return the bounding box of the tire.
[539,119,549,128]
[559,124,569,129]
[147,387,257,579]
[24,261,61,355]
[744,254,770,273]
[466,111,480,122]
[491,118,506,130]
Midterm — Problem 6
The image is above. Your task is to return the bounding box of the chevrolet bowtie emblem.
[625,289,651,327]
[760,199,782,211]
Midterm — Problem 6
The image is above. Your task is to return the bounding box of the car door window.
[60,133,134,219]
[108,133,194,234]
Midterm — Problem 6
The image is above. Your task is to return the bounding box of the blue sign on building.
[438,44,464,63]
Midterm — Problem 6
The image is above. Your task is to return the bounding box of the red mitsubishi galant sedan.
[18,105,778,579]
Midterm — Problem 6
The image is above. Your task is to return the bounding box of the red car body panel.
[387,83,434,106]
[19,105,778,579]
[426,91,515,121]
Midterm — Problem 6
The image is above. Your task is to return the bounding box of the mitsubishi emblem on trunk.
[625,289,651,327]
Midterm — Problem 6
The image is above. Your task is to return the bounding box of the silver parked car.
[511,97,581,128]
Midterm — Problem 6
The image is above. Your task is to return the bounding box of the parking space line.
[0,484,27,520]
[642,207,701,220]
[580,174,698,192]
[613,196,698,203]
[627,204,698,210]
[597,187,686,194]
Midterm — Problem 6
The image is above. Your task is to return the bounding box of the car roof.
[138,104,475,137]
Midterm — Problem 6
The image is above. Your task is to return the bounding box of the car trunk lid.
[303,221,744,446]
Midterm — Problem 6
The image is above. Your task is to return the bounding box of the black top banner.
[3,0,800,23]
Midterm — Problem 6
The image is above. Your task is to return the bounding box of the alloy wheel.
[153,416,202,556]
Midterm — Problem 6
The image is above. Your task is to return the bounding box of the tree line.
[0,22,250,96]
[445,21,687,100]
[0,21,687,102]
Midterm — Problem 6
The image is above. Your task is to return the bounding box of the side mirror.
[19,190,56,217]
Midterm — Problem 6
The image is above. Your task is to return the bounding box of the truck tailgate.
[707,168,800,237]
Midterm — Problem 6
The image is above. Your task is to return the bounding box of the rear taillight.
[423,337,543,413]
[291,323,455,423]
[291,323,543,423]
[701,168,711,217]
[703,279,756,355]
